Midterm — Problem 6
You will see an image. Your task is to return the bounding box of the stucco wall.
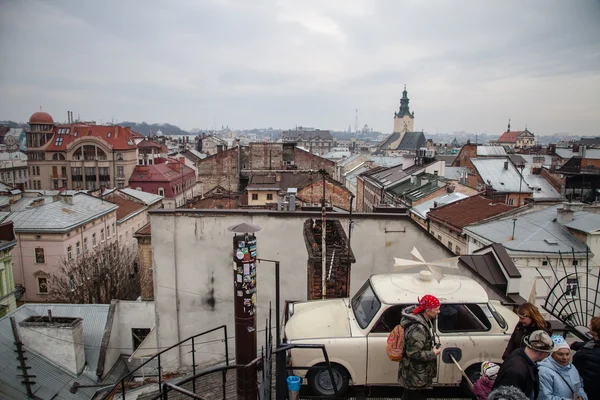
[150,210,453,371]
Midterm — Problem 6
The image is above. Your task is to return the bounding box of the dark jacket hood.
[400,305,429,328]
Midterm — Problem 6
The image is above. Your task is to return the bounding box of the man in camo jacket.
[398,294,442,400]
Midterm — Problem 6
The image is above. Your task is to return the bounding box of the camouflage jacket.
[397,305,437,389]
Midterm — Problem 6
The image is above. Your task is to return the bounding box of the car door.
[366,304,408,385]
[435,303,502,384]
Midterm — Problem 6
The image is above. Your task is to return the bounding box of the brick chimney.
[179,157,185,165]
[19,313,85,375]
[557,203,575,225]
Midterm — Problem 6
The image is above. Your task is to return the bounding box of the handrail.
[99,324,228,400]
[147,358,263,400]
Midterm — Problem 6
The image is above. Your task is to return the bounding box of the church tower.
[393,86,415,133]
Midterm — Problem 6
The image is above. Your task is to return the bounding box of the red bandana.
[413,294,441,314]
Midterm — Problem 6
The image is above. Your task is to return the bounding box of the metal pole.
[275,261,281,347]
[321,170,327,299]
[192,337,196,394]
[518,164,523,206]
[586,246,590,326]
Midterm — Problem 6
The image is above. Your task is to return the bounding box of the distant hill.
[119,121,192,136]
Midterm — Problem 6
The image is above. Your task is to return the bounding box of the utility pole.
[320,169,327,299]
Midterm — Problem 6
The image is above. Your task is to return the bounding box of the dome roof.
[29,111,54,125]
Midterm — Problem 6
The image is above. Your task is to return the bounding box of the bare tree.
[49,241,140,304]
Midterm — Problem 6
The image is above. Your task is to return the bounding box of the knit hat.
[413,294,441,314]
[524,330,556,353]
[550,335,570,351]
[487,386,528,400]
[480,361,500,379]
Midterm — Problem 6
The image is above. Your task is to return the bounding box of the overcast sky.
[1,0,599,135]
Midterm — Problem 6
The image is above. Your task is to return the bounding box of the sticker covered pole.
[228,222,262,400]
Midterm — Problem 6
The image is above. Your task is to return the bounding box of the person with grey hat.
[493,330,556,400]
[487,386,529,400]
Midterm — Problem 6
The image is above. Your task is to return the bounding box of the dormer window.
[108,132,112,138]
[55,137,63,146]
[127,139,134,146]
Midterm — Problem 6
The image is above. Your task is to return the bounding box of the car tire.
[460,363,482,399]
[307,363,350,397]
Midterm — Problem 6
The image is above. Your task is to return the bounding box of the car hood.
[285,298,351,339]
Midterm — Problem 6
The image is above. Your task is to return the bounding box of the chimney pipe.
[504,161,508,170]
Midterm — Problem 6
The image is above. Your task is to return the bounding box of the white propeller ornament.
[393,247,460,283]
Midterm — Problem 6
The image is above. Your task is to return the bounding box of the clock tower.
[393,86,415,133]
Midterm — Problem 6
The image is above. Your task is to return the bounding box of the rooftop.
[471,158,533,193]
[0,303,110,399]
[476,146,507,157]
[129,161,195,183]
[464,205,591,255]
[44,123,138,151]
[410,192,469,220]
[428,195,513,231]
[3,193,117,233]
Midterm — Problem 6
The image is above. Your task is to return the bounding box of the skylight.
[55,137,63,146]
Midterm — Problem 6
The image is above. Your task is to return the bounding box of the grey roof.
[436,154,457,166]
[464,206,589,255]
[519,154,557,167]
[562,212,600,233]
[345,166,370,187]
[471,158,533,193]
[322,149,352,160]
[281,129,333,141]
[410,192,468,219]
[378,131,426,151]
[0,182,21,195]
[119,188,163,205]
[476,146,507,156]
[0,304,110,400]
[522,167,565,201]
[7,193,118,232]
[0,151,27,161]
[444,166,469,180]
[554,148,574,159]
[338,153,364,167]
[368,155,405,168]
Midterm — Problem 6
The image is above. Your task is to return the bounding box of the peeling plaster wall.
[150,210,453,371]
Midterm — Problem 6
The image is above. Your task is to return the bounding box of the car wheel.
[460,363,482,399]
[307,363,350,397]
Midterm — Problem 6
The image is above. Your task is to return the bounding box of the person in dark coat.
[397,295,442,400]
[503,302,552,360]
[493,330,556,400]
[572,315,600,400]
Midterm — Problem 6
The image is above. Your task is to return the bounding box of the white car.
[284,270,519,396]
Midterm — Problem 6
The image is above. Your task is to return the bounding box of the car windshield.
[351,281,381,329]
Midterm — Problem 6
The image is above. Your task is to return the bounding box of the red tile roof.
[129,161,195,183]
[29,111,54,124]
[137,138,163,149]
[44,124,139,151]
[104,193,146,221]
[498,131,525,143]
[427,195,513,231]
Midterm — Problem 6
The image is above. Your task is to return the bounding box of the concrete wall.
[150,210,454,371]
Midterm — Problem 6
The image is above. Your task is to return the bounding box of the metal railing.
[99,325,228,400]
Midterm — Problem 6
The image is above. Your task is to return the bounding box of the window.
[252,193,258,200]
[117,166,124,177]
[84,237,88,252]
[76,241,81,256]
[437,234,442,241]
[572,260,579,266]
[55,137,63,146]
[266,193,273,201]
[158,188,165,196]
[34,247,45,264]
[92,233,97,247]
[455,247,461,255]
[542,260,548,266]
[437,304,491,333]
[67,246,72,261]
[351,281,381,329]
[508,198,514,206]
[447,241,452,251]
[112,223,115,235]
[132,328,151,350]
[371,305,409,333]
[37,277,48,294]
[69,275,75,291]
[101,228,105,242]
[566,278,578,297]
[116,153,123,161]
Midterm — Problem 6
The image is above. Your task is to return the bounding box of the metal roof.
[410,192,468,219]
[0,304,110,400]
[7,193,118,232]
[464,205,589,255]
[119,188,163,205]
[476,146,507,156]
[471,158,532,193]
[562,212,600,233]
[337,153,364,167]
[522,167,565,201]
[367,155,405,168]
[554,148,574,159]
[444,166,469,180]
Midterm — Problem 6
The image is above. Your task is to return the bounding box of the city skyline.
[1,0,599,135]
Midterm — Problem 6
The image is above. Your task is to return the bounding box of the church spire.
[395,85,414,119]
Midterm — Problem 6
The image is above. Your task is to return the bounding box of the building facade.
[393,86,415,133]
[0,151,28,190]
[25,111,139,191]
[0,222,17,317]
